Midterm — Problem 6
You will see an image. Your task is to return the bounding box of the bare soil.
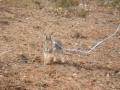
[0,0,120,90]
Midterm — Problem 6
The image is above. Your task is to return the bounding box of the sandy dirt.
[0,0,120,90]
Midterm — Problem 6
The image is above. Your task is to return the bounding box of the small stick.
[64,24,120,54]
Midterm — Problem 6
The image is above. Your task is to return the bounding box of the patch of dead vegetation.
[49,0,89,18]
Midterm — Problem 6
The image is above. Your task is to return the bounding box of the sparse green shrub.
[51,0,80,8]
[67,8,89,18]
[50,0,89,18]
[110,0,120,12]
[75,8,88,18]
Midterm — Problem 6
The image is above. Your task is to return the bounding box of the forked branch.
[64,24,120,54]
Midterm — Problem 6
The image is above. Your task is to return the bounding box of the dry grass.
[110,0,120,12]
[69,8,89,18]
[97,0,120,12]
[50,0,89,18]
[51,7,89,18]
[51,0,80,8]
[1,0,44,9]
[0,0,120,90]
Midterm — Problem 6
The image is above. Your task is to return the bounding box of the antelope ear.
[42,32,47,39]
[45,34,52,40]
[49,34,52,39]
[45,35,47,40]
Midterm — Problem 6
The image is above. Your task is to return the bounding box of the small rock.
[72,73,78,78]
[106,73,110,78]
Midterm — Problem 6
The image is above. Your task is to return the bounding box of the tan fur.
[43,35,64,65]
[43,52,54,65]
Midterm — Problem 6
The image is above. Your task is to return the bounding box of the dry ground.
[0,0,120,90]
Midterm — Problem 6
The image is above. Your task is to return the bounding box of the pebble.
[72,73,78,78]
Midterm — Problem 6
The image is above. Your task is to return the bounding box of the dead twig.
[57,24,120,54]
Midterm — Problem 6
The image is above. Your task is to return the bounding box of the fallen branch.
[62,24,120,54]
